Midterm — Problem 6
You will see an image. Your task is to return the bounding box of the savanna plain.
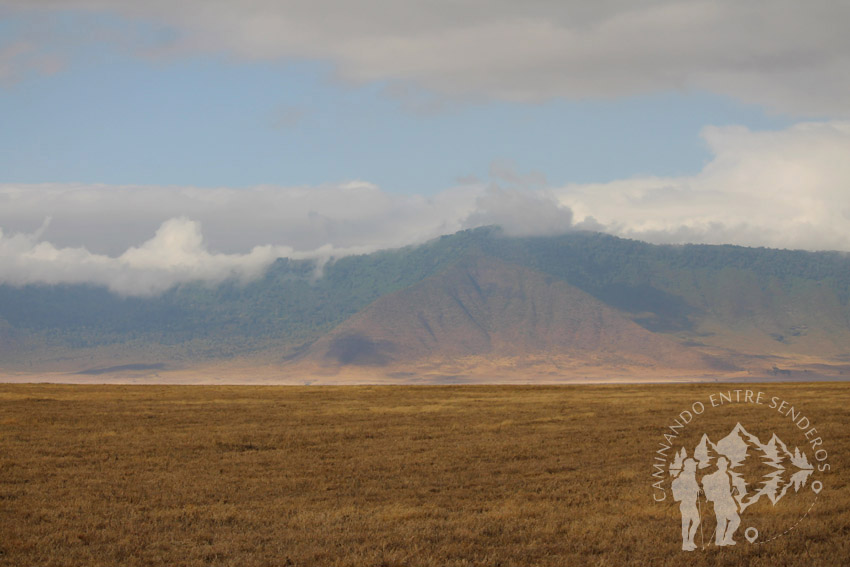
[1,382,847,566]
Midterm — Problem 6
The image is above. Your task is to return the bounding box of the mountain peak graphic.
[715,423,763,468]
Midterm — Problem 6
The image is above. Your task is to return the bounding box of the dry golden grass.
[0,383,847,566]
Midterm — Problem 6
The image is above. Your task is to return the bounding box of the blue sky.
[1,1,850,293]
[2,48,791,192]
[0,5,802,192]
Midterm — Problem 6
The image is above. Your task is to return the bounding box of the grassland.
[1,383,847,566]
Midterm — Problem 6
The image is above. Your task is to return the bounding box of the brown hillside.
[299,255,717,372]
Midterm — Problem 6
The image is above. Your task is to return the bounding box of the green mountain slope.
[2,227,850,376]
[0,229,483,367]
[479,233,850,358]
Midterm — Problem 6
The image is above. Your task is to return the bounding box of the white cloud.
[555,121,850,251]
[2,121,850,294]
[3,1,850,115]
[462,186,573,237]
[0,217,298,295]
[0,181,481,256]
[0,180,574,295]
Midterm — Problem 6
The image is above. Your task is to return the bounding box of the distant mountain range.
[3,227,850,382]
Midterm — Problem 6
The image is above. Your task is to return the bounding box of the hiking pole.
[698,489,705,550]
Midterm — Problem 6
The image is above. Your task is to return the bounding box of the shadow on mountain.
[595,283,698,332]
[701,355,740,371]
[77,363,165,375]
[325,333,396,366]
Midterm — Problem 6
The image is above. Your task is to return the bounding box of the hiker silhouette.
[671,458,700,551]
[702,456,740,546]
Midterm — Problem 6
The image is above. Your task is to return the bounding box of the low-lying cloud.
[0,217,297,295]
[462,186,574,237]
[0,183,574,295]
[2,121,850,295]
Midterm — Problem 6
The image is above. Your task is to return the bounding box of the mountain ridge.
[3,227,850,382]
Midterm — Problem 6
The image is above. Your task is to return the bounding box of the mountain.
[302,255,712,370]
[2,227,850,382]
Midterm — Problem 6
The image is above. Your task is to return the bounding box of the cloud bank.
[0,217,300,295]
[555,121,850,251]
[1,121,850,295]
[0,182,572,295]
[3,1,850,115]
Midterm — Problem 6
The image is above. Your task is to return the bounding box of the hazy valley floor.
[0,383,847,566]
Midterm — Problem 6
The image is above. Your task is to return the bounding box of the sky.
[2,1,850,295]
